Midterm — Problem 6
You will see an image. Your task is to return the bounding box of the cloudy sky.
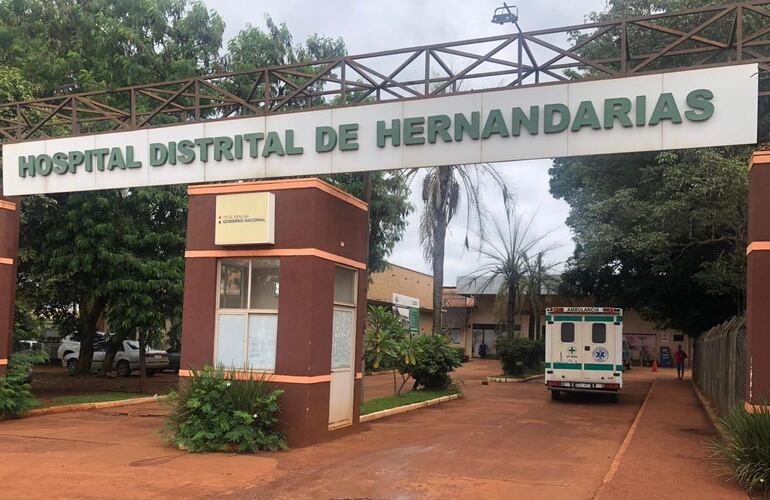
[204,0,609,285]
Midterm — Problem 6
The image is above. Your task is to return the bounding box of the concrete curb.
[360,393,463,423]
[692,382,724,435]
[26,395,169,417]
[486,373,544,383]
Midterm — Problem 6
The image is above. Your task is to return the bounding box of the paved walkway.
[0,360,745,499]
[595,369,745,500]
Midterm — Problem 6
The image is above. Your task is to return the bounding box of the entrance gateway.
[0,2,769,444]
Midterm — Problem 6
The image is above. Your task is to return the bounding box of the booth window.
[592,323,607,344]
[332,266,357,370]
[561,323,575,343]
[216,258,279,372]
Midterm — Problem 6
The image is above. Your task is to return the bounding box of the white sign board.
[2,64,758,196]
[214,192,275,246]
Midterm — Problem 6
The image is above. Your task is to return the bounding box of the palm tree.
[468,205,554,336]
[522,252,559,340]
[411,164,510,333]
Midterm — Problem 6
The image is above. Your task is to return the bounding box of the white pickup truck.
[61,339,169,376]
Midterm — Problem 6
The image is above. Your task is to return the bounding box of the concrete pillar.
[747,152,770,405]
[0,196,20,376]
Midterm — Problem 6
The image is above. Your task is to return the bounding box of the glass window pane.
[247,314,278,371]
[334,266,357,305]
[332,309,354,369]
[561,323,575,343]
[219,259,250,309]
[249,258,280,310]
[216,314,246,368]
[592,323,607,343]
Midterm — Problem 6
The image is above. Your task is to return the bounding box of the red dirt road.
[0,360,744,499]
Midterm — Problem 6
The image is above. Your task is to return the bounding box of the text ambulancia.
[544,307,623,403]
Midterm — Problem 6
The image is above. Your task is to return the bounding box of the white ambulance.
[545,306,623,403]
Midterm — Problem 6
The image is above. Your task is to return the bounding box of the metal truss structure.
[1,1,769,145]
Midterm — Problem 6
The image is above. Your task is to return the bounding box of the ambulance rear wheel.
[609,393,619,403]
[551,390,562,401]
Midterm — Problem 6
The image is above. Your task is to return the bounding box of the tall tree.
[414,165,510,333]
[550,0,760,336]
[467,205,552,335]
[2,0,225,372]
[104,187,186,381]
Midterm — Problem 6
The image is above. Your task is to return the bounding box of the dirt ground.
[0,360,745,499]
[30,365,179,406]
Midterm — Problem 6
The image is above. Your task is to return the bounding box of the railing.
[1,1,769,145]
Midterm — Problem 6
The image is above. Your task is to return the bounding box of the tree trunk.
[100,332,129,376]
[138,329,147,391]
[100,343,117,377]
[75,298,106,374]
[507,279,517,336]
[431,166,451,333]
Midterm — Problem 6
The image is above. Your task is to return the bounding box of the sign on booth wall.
[215,192,275,245]
[1,64,759,196]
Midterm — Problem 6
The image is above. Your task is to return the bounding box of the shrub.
[411,334,462,390]
[711,402,770,496]
[0,351,46,418]
[451,346,467,362]
[164,367,287,453]
[495,335,544,376]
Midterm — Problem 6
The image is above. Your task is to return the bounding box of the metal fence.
[693,316,747,417]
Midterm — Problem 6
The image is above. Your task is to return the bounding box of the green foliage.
[364,305,404,372]
[2,0,222,371]
[363,306,421,395]
[0,65,32,102]
[495,336,545,376]
[411,334,462,390]
[0,351,47,417]
[551,147,750,336]
[164,367,287,453]
[7,9,410,367]
[360,388,461,415]
[711,403,770,496]
[550,0,755,336]
[0,0,225,95]
[467,203,555,335]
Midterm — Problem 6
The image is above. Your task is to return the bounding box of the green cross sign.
[568,347,577,354]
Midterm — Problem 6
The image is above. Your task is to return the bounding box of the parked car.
[56,332,107,361]
[13,339,42,353]
[166,350,181,372]
[62,340,169,376]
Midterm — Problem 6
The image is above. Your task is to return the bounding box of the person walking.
[674,344,688,380]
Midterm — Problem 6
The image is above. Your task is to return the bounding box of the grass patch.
[49,392,146,406]
[361,388,460,415]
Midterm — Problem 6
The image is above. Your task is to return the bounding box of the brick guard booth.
[0,197,20,376]
[180,178,368,446]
